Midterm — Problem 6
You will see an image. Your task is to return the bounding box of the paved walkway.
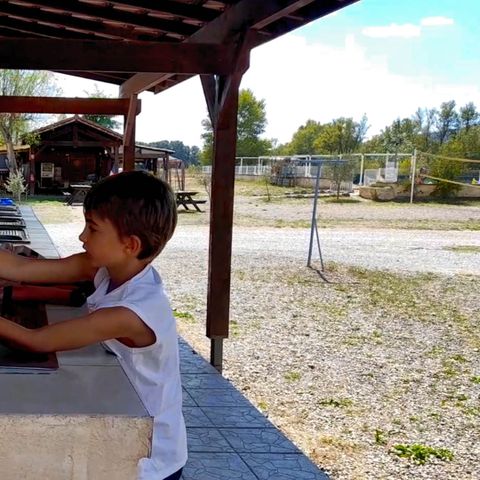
[179,337,328,480]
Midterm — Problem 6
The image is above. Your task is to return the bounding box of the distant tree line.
[199,92,480,164]
[144,140,200,166]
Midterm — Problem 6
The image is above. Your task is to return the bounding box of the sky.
[55,0,480,149]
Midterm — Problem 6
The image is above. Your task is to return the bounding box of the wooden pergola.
[0,0,358,371]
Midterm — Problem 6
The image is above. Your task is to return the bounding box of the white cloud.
[54,30,480,147]
[362,23,421,38]
[241,33,480,142]
[421,16,454,27]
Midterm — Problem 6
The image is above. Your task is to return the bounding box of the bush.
[5,170,27,202]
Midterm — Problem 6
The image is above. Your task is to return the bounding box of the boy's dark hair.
[84,171,177,260]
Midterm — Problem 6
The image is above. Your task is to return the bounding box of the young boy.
[0,171,187,480]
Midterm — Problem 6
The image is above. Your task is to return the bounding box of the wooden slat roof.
[0,0,358,94]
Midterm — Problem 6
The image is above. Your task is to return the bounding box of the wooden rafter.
[105,0,219,23]
[0,96,140,115]
[0,39,237,74]
[0,2,165,41]
[14,0,199,37]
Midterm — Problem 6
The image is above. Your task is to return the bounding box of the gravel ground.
[42,208,480,480]
[46,223,480,276]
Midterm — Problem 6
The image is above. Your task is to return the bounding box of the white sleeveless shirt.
[86,264,187,480]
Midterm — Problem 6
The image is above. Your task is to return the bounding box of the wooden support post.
[201,33,251,372]
[122,95,138,172]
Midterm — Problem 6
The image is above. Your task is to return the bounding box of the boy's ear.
[124,235,143,256]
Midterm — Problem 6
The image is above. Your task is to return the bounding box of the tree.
[82,84,121,130]
[382,118,418,153]
[459,102,479,131]
[146,140,200,166]
[0,70,59,172]
[286,120,323,154]
[436,100,459,145]
[413,107,437,151]
[314,116,368,154]
[200,88,272,164]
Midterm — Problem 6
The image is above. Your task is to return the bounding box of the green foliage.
[200,89,272,164]
[374,429,387,445]
[5,170,26,202]
[437,100,459,144]
[145,140,200,166]
[429,154,464,198]
[82,85,121,130]
[323,160,355,199]
[459,102,479,130]
[284,371,301,382]
[391,443,454,464]
[286,119,324,154]
[314,116,368,154]
[0,70,59,171]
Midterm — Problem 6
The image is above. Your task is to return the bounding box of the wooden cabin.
[22,116,121,193]
[5,116,177,193]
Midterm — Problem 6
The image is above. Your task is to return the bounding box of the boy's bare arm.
[0,307,155,353]
[0,250,97,284]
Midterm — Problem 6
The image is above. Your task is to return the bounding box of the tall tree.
[0,70,59,172]
[286,120,323,154]
[82,85,121,130]
[200,88,271,164]
[436,100,459,144]
[314,116,369,154]
[413,107,437,151]
[459,102,479,131]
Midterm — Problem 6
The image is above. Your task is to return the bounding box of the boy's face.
[79,211,130,268]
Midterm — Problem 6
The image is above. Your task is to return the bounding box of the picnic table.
[175,191,206,212]
[64,184,92,205]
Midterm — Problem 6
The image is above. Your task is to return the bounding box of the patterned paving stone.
[182,452,257,480]
[180,355,219,374]
[220,428,301,453]
[182,388,197,407]
[201,406,272,428]
[187,428,234,453]
[182,373,233,389]
[240,453,330,480]
[183,406,214,427]
[187,388,255,408]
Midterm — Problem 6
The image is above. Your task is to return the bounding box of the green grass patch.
[284,371,301,382]
[444,245,480,254]
[23,194,65,205]
[173,309,195,323]
[323,197,361,204]
[391,443,454,464]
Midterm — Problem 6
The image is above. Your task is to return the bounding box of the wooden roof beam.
[0,2,165,41]
[0,15,105,39]
[105,0,219,23]
[0,96,140,115]
[0,39,237,75]
[16,0,198,37]
[119,0,333,96]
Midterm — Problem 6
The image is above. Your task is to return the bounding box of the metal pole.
[314,218,324,271]
[359,153,365,186]
[307,161,322,267]
[410,149,417,204]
